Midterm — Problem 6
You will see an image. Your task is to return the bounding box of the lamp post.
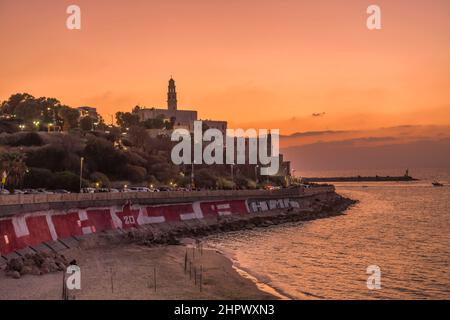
[79,157,84,193]
[191,163,195,189]
[255,165,259,184]
[230,164,234,190]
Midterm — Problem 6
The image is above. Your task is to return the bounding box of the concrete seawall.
[0,187,333,217]
[0,186,337,264]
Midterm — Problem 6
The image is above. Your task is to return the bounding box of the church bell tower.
[167,78,177,111]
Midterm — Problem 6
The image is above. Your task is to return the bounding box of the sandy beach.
[0,194,355,300]
[0,243,276,300]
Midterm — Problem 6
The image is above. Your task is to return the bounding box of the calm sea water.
[205,168,450,299]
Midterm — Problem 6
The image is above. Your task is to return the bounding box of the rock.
[167,235,180,245]
[4,252,73,278]
[48,262,59,273]
[23,258,34,267]
[8,258,24,272]
[32,253,45,267]
[31,266,41,276]
[6,270,21,279]
[55,262,65,271]
[20,265,33,275]
[40,266,50,274]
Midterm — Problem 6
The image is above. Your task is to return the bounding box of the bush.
[195,168,217,189]
[0,132,44,147]
[51,171,83,192]
[217,177,235,190]
[26,145,67,171]
[84,137,127,175]
[14,132,44,146]
[90,172,111,188]
[23,168,54,189]
[123,165,147,183]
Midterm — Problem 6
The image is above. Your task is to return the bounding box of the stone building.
[135,78,227,133]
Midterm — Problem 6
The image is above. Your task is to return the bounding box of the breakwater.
[0,186,351,265]
[303,175,417,182]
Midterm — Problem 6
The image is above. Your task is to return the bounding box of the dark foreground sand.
[0,244,276,300]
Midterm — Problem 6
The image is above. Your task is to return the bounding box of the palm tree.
[0,152,28,189]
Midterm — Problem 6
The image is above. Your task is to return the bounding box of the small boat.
[432,182,444,187]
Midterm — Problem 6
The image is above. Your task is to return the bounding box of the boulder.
[20,265,33,275]
[8,258,24,272]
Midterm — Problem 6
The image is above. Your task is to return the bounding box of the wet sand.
[0,244,276,300]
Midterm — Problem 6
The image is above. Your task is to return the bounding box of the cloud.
[282,137,450,172]
[280,125,450,148]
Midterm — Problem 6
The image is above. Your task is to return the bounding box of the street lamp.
[191,163,195,189]
[230,164,235,190]
[255,165,259,184]
[79,157,84,193]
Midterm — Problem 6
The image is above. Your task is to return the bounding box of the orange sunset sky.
[0,0,449,136]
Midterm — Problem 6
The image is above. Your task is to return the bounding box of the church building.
[135,78,227,134]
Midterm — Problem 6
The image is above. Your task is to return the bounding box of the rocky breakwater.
[4,252,71,279]
[123,192,357,246]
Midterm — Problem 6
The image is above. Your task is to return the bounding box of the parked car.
[53,189,71,194]
[11,189,25,194]
[128,187,152,192]
[0,189,10,195]
[23,189,38,194]
[36,188,53,194]
[109,188,120,193]
[81,187,95,193]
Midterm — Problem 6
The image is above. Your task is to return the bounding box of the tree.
[84,136,127,175]
[36,97,61,124]
[0,93,35,115]
[58,106,80,131]
[79,116,94,132]
[15,101,41,123]
[128,125,148,149]
[0,152,28,188]
[115,112,139,130]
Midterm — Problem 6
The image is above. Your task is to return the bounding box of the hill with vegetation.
[0,93,283,192]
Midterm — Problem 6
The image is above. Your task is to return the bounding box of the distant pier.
[302,172,418,183]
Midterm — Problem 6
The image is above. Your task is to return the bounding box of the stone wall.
[0,186,334,217]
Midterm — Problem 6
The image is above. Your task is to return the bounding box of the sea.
[205,168,450,299]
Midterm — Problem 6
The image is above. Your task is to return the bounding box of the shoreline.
[215,247,292,300]
[0,244,276,300]
[1,193,356,300]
